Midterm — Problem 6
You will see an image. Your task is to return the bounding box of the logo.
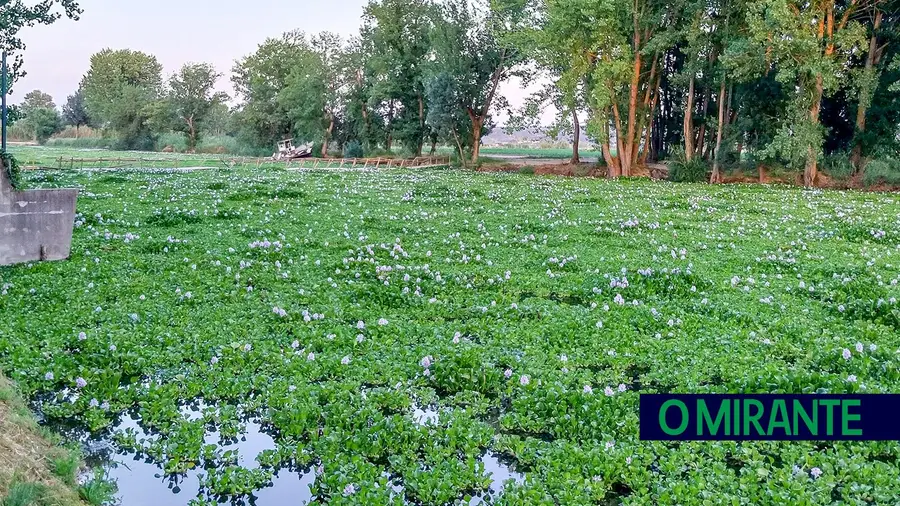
[640,394,900,441]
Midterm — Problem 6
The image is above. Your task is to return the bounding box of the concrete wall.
[1,161,78,266]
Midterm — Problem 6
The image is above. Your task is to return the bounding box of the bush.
[44,137,117,149]
[1,151,21,189]
[863,158,900,187]
[822,153,854,179]
[343,140,364,158]
[667,148,709,183]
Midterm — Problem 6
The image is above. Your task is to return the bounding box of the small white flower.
[357,321,365,329]
[560,354,568,363]
[341,355,351,365]
[378,318,389,326]
[307,352,315,361]
[78,332,87,341]
[618,383,627,392]
[420,356,433,369]
[210,356,219,365]
[810,467,822,479]
[842,348,852,360]
[504,368,512,379]
[583,385,593,395]
[75,377,87,388]
[89,398,99,408]
[604,386,615,397]
[847,375,857,383]
[343,484,356,496]
[243,344,252,352]
[855,342,864,354]
[291,340,300,349]
[44,372,54,381]
[519,375,530,386]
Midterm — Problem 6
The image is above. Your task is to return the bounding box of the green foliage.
[80,49,163,151]
[4,152,900,503]
[668,148,708,182]
[62,88,91,129]
[76,469,116,506]
[50,452,80,487]
[863,158,900,187]
[343,140,364,158]
[821,153,855,179]
[163,63,225,151]
[1,150,22,189]
[2,481,48,506]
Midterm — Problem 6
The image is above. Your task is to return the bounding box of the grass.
[0,376,84,506]
[1,147,900,504]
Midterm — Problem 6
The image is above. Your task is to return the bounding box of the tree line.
[5,0,900,185]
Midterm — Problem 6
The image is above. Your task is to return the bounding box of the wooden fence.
[52,155,451,171]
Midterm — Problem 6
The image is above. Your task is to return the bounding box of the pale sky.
[10,0,538,122]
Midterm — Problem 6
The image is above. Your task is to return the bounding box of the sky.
[10,0,539,123]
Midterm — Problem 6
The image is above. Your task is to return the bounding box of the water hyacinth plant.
[1,163,899,505]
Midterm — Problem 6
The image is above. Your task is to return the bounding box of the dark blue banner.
[640,394,900,441]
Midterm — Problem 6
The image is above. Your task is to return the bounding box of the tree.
[362,0,433,155]
[62,88,91,137]
[21,90,55,110]
[81,49,163,150]
[278,32,345,156]
[232,30,310,150]
[166,63,224,151]
[427,0,519,164]
[0,1,81,92]
[19,90,61,143]
[739,0,866,185]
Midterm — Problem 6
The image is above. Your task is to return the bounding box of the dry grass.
[0,373,83,506]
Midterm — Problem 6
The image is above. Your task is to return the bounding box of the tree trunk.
[850,10,882,172]
[187,116,196,152]
[75,125,79,139]
[571,109,580,164]
[471,115,483,164]
[696,86,711,158]
[623,51,641,177]
[322,115,334,157]
[710,79,727,184]
[805,76,824,187]
[417,94,425,157]
[684,76,695,161]
[452,130,467,169]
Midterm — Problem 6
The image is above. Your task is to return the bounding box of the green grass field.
[2,150,899,504]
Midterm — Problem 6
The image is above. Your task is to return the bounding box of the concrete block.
[1,161,79,266]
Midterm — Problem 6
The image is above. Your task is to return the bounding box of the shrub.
[343,140,364,158]
[667,148,709,183]
[1,151,21,189]
[863,158,900,187]
[822,153,854,179]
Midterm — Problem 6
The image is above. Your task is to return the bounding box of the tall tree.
[81,49,163,150]
[740,0,866,185]
[278,32,345,156]
[362,0,433,155]
[428,0,520,164]
[19,90,60,143]
[166,63,224,151]
[62,88,91,137]
[231,30,310,150]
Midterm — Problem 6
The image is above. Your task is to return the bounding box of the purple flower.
[89,398,99,408]
[210,356,219,365]
[420,356,433,369]
[78,332,87,341]
[855,342,864,354]
[583,385,593,395]
[75,377,87,388]
[343,484,356,496]
[842,348,852,360]
[44,372,54,381]
[618,383,627,392]
[519,375,530,386]
[341,356,351,365]
[810,467,822,479]
[604,386,615,397]
[504,368,512,379]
